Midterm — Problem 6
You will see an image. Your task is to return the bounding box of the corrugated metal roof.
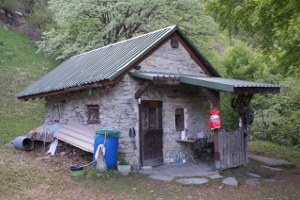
[130,72,281,94]
[17,25,183,98]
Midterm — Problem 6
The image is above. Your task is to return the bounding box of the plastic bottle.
[238,117,242,129]
[182,153,186,164]
[169,152,174,164]
[176,152,180,164]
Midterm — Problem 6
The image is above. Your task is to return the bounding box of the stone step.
[249,154,294,167]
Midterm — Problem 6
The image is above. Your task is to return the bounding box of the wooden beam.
[18,80,115,101]
[134,81,151,99]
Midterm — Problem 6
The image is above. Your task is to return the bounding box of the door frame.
[138,100,163,167]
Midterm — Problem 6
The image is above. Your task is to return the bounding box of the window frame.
[175,108,184,131]
[87,104,100,124]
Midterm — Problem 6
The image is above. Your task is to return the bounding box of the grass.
[1,143,300,200]
[0,24,59,145]
[248,139,300,165]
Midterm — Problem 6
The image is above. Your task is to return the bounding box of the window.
[51,103,61,122]
[175,108,184,131]
[87,105,100,124]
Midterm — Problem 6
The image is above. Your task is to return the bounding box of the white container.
[117,165,131,176]
[181,131,186,140]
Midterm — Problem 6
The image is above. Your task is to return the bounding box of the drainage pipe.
[12,136,34,151]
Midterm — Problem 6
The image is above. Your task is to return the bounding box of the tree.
[207,0,300,75]
[37,0,222,61]
[0,0,19,10]
[26,0,54,34]
[37,0,173,59]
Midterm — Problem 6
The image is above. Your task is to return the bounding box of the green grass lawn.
[0,24,59,145]
[249,140,300,165]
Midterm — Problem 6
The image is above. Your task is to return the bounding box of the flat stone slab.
[222,177,238,187]
[261,165,283,171]
[246,172,261,178]
[249,154,294,167]
[141,166,152,171]
[245,178,261,186]
[176,178,208,185]
[148,174,174,182]
[209,174,223,180]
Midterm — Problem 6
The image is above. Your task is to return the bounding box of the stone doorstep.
[148,174,174,182]
[176,178,209,185]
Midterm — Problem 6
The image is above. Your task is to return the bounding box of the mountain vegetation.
[0,23,58,144]
[0,0,299,148]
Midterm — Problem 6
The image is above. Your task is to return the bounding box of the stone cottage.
[17,25,280,169]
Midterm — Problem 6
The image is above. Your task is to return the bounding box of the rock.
[261,165,283,171]
[149,174,173,182]
[14,11,23,16]
[249,154,294,167]
[141,166,152,171]
[222,177,238,187]
[176,178,208,185]
[246,172,261,178]
[245,178,261,186]
[209,174,223,180]
[264,179,275,182]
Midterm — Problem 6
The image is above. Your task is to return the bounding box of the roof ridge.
[72,25,177,59]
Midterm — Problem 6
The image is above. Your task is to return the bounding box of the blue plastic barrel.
[94,130,120,169]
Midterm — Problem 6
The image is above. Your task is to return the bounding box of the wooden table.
[176,139,197,163]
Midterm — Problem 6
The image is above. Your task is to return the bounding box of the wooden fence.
[218,129,248,170]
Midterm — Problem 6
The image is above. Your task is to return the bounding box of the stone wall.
[137,38,206,76]
[139,84,210,164]
[44,38,211,168]
[45,74,141,168]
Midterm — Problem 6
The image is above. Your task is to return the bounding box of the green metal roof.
[130,72,281,94]
[17,25,220,99]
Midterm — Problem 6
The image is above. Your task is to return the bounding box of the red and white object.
[209,109,221,130]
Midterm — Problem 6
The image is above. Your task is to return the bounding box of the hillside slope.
[0,24,59,145]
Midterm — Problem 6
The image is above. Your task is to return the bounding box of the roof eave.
[180,76,234,92]
[233,87,281,94]
[17,79,115,100]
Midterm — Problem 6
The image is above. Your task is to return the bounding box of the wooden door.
[139,100,163,166]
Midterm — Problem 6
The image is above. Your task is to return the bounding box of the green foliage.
[36,0,226,64]
[249,140,300,164]
[207,0,300,75]
[0,26,59,145]
[252,78,300,148]
[25,0,54,34]
[37,0,172,59]
[0,0,19,10]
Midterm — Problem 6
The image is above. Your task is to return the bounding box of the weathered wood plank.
[218,129,247,170]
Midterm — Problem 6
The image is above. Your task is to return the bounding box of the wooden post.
[214,129,220,169]
[205,90,221,170]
